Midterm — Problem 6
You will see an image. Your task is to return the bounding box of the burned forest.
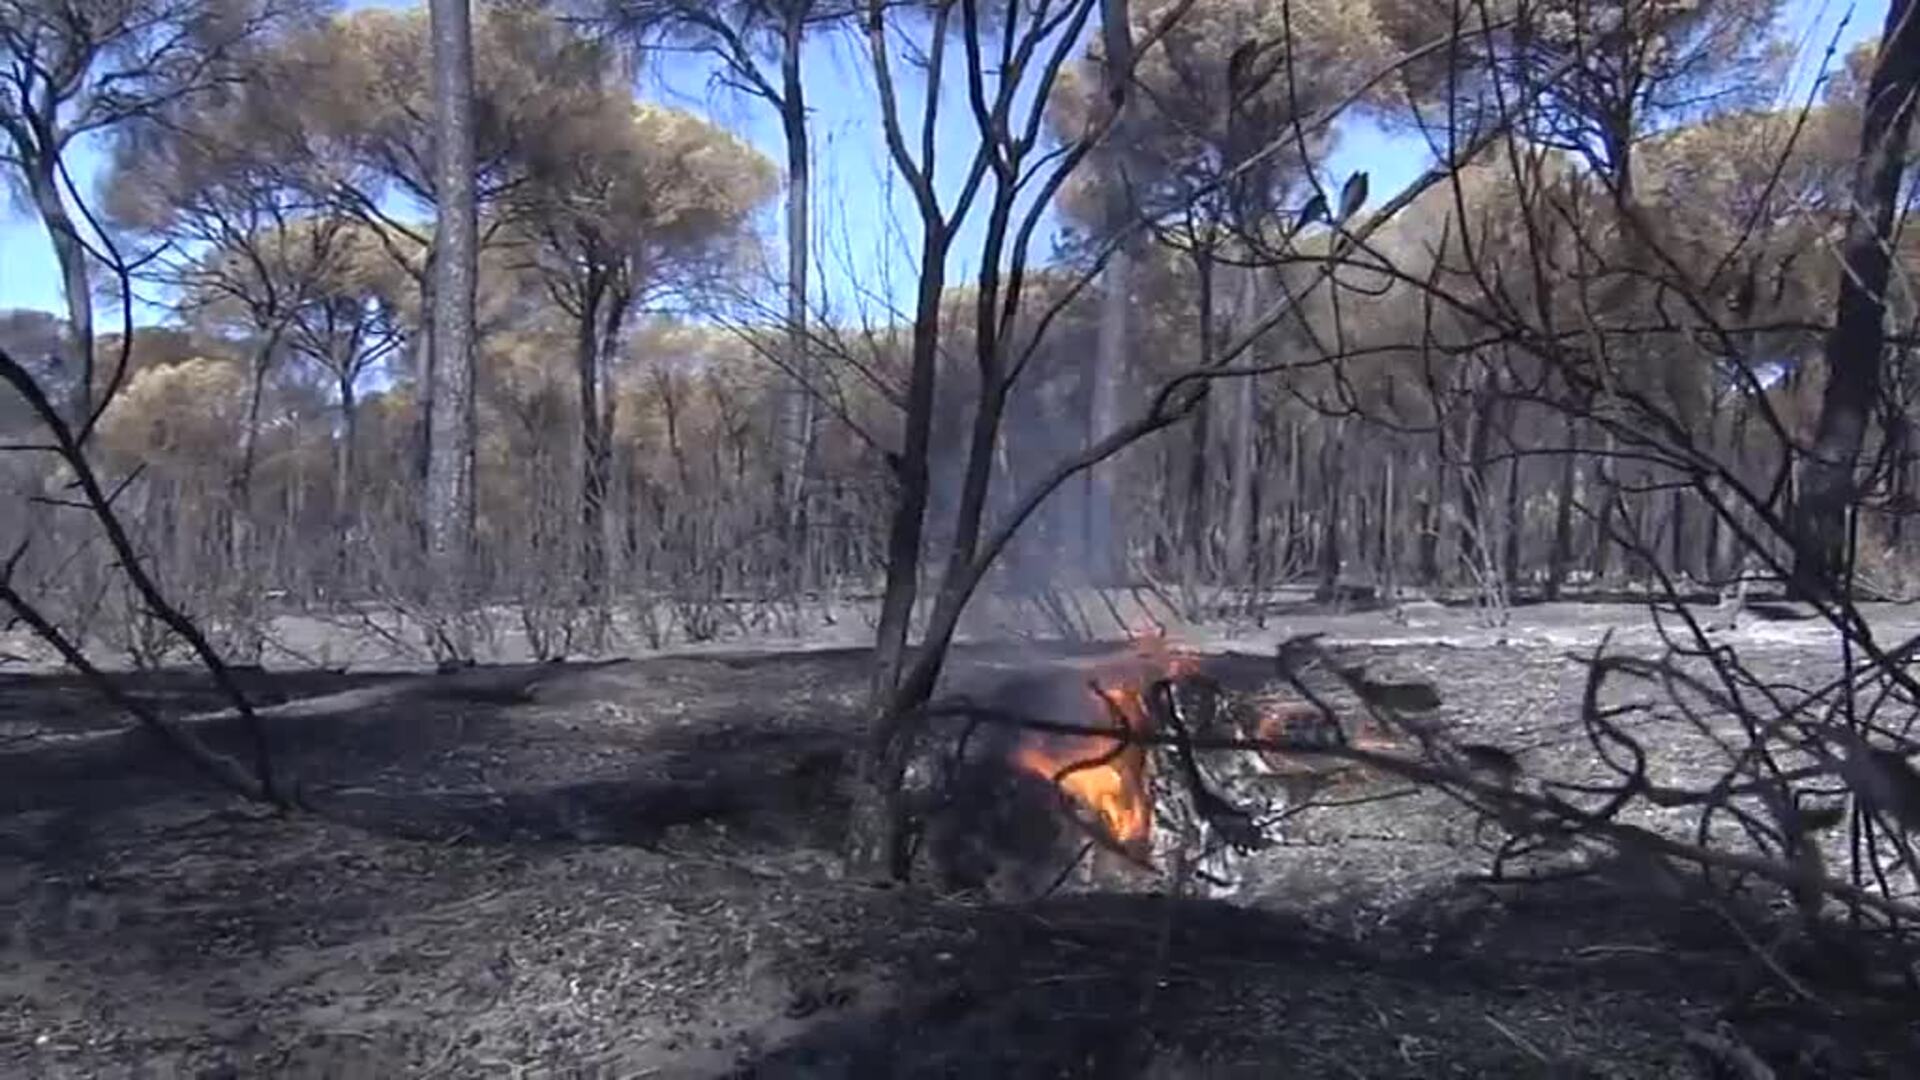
[5,0,1920,1074]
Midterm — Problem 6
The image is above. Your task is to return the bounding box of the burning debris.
[900,638,1429,901]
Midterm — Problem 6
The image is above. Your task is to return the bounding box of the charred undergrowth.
[1,643,1916,1077]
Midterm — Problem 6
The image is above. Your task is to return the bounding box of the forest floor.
[2,603,1918,1078]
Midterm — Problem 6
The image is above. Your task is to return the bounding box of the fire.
[1005,653,1176,855]
[1013,737,1152,852]
[997,638,1394,875]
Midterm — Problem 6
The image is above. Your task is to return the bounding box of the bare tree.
[843,0,1509,878]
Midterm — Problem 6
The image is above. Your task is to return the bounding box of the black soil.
[0,643,1914,1078]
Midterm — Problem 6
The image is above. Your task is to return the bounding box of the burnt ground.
[1,641,1916,1078]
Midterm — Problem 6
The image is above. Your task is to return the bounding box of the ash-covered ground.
[2,602,1917,1077]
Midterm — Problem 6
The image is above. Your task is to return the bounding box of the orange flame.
[1013,739,1152,851]
[1009,675,1159,853]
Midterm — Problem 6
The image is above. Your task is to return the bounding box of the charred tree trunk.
[575,277,624,644]
[410,267,438,575]
[852,216,949,879]
[413,269,437,492]
[1415,449,1442,585]
[1794,0,1920,597]
[1592,427,1618,581]
[1379,448,1397,598]
[334,374,359,592]
[1502,436,1523,590]
[228,335,280,665]
[1459,367,1498,579]
[1223,266,1259,585]
[1084,251,1129,586]
[599,298,624,606]
[427,0,479,664]
[577,287,606,614]
[1182,250,1216,586]
[1316,420,1346,600]
[1084,59,1135,590]
[1544,413,1579,600]
[778,6,815,589]
[1669,487,1689,581]
[1285,420,1304,575]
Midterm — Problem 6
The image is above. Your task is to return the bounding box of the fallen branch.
[0,344,283,805]
[910,698,1920,925]
[0,577,268,801]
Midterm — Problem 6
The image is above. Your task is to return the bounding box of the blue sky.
[0,0,1886,326]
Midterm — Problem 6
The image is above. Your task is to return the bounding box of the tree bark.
[778,7,815,588]
[1591,427,1618,580]
[1285,419,1304,574]
[1415,449,1441,585]
[1794,0,1920,597]
[228,336,280,665]
[1379,448,1397,598]
[1181,250,1215,587]
[1223,265,1259,585]
[1084,22,1135,590]
[598,298,623,610]
[334,373,359,592]
[1459,366,1498,579]
[1315,420,1346,601]
[853,217,949,881]
[427,0,479,663]
[1502,434,1523,589]
[411,268,438,570]
[575,277,620,644]
[1084,243,1129,586]
[1544,413,1579,599]
[25,155,95,426]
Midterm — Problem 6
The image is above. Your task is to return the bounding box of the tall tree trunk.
[1249,414,1270,586]
[228,337,278,666]
[334,375,359,593]
[1592,427,1618,580]
[1380,449,1397,598]
[1084,245,1129,587]
[1416,449,1441,585]
[427,0,479,664]
[1084,153,1133,584]
[599,300,623,613]
[1315,420,1345,600]
[1285,420,1304,575]
[24,154,94,426]
[1082,0,1139,590]
[1502,435,1523,589]
[1182,250,1215,587]
[1459,368,1498,580]
[1715,395,1751,581]
[852,220,948,877]
[411,270,438,572]
[778,9,815,589]
[1887,357,1913,548]
[1669,488,1689,581]
[1794,0,1920,596]
[1223,265,1259,585]
[576,282,614,645]
[1544,413,1579,599]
